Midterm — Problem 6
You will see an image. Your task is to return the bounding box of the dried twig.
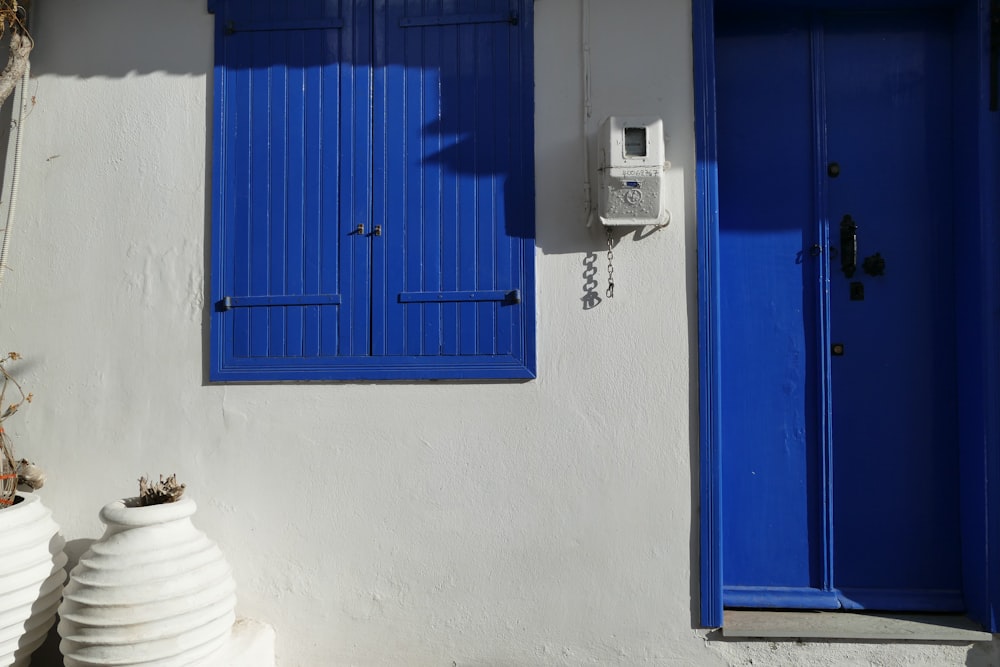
[0,352,34,506]
[0,1,32,110]
[0,3,33,508]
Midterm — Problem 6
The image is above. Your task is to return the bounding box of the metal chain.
[606,227,615,299]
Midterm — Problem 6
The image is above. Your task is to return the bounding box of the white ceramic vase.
[58,497,236,667]
[0,492,67,667]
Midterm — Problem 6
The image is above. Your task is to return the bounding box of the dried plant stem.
[0,28,30,108]
[139,474,186,506]
[0,2,32,110]
[0,352,31,506]
[0,432,15,506]
[0,3,33,508]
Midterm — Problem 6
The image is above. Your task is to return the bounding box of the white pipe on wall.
[581,0,593,223]
[0,59,31,290]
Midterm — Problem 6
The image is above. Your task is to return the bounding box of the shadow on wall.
[31,537,97,664]
[32,0,543,245]
[24,0,694,290]
[27,0,688,256]
[967,640,1000,665]
[28,0,213,78]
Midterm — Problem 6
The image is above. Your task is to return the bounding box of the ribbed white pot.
[0,492,67,667]
[58,497,236,667]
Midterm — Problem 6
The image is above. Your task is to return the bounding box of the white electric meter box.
[596,116,674,227]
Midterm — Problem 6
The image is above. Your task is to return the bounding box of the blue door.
[717,9,962,611]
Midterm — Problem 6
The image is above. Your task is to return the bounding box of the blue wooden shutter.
[211,0,535,380]
[371,0,534,378]
[212,0,363,376]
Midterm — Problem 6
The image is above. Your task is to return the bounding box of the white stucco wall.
[2,0,997,665]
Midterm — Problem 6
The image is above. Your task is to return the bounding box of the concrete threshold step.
[722,610,992,642]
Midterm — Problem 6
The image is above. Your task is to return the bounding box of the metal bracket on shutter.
[398,290,521,305]
[399,11,518,28]
[224,18,345,35]
[218,294,342,311]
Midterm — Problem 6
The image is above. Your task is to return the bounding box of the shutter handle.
[355,223,364,235]
[373,225,382,237]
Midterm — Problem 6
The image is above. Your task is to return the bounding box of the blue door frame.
[695,0,1000,629]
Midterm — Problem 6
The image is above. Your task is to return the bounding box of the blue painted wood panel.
[700,0,1000,630]
[949,0,1000,630]
[373,0,529,361]
[693,0,724,627]
[824,11,962,609]
[214,0,355,367]
[210,0,535,380]
[716,8,964,613]
[716,13,828,600]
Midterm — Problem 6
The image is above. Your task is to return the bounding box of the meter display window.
[624,127,647,157]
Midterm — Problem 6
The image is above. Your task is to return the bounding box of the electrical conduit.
[0,58,30,290]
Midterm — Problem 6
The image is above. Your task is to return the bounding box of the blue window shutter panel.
[211,0,535,380]
[213,2,352,374]
[372,0,532,362]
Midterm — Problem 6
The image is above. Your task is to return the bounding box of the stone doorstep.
[722,610,993,642]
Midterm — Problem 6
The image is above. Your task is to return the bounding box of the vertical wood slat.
[454,5,477,356]
[480,0,500,357]
[267,33,289,358]
[488,0,508,356]
[370,0,397,356]
[285,30,306,358]
[474,4,498,356]
[343,0,372,357]
[227,31,252,360]
[302,31,324,358]
[410,0,436,356]
[499,0,522,361]
[248,32,271,359]
[431,2,453,357]
[325,4,353,357]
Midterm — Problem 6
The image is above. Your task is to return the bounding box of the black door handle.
[840,214,858,278]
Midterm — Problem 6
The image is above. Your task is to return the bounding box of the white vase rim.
[100,496,197,527]
[1,490,41,513]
